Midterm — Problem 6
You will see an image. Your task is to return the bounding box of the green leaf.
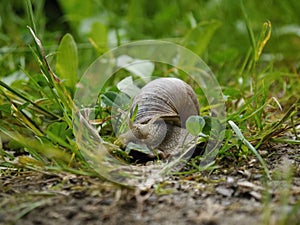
[56,33,78,95]
[202,116,223,137]
[181,20,221,56]
[186,115,205,136]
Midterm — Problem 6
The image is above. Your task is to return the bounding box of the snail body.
[119,77,200,158]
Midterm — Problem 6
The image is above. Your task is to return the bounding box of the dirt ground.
[1,143,300,225]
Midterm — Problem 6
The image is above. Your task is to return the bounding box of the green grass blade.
[260,103,298,144]
[0,127,72,164]
[25,0,36,33]
[15,199,50,220]
[241,0,256,58]
[228,120,271,180]
[0,80,58,119]
[27,26,74,127]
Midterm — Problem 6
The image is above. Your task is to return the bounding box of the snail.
[119,77,200,159]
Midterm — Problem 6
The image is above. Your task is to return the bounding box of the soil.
[1,143,300,225]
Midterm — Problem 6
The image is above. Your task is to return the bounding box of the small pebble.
[216,186,234,197]
[226,176,235,184]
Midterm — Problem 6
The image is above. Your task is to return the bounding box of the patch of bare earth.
[1,143,300,225]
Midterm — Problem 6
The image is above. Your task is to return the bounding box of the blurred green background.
[1,0,299,83]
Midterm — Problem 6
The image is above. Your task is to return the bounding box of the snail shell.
[119,77,200,158]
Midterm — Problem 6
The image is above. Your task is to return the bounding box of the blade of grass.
[0,80,58,119]
[0,90,44,136]
[25,0,36,33]
[15,199,51,220]
[258,102,298,145]
[228,120,271,180]
[11,103,44,136]
[270,138,300,144]
[255,21,272,62]
[226,87,265,121]
[0,127,72,164]
[27,26,74,127]
[241,0,256,63]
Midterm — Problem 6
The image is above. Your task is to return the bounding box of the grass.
[0,0,298,178]
[0,0,300,224]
